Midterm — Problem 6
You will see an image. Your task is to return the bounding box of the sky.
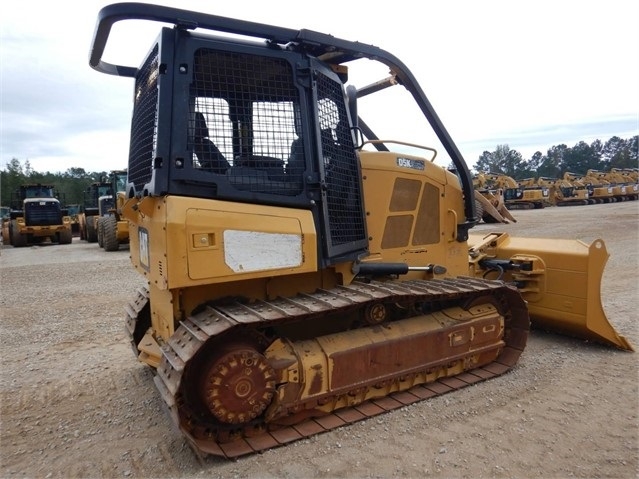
[1,0,638,174]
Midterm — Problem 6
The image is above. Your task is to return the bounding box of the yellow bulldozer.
[89,3,633,459]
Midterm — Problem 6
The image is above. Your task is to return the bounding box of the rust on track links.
[126,277,530,459]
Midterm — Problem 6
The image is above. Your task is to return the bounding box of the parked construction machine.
[565,171,614,204]
[1,206,10,246]
[90,3,633,459]
[78,179,113,242]
[506,176,548,209]
[65,204,81,236]
[534,177,589,206]
[590,169,638,202]
[586,170,628,202]
[613,168,639,200]
[473,172,547,210]
[96,169,129,251]
[472,173,516,223]
[4,184,72,247]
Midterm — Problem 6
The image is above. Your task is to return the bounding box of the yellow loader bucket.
[468,233,634,351]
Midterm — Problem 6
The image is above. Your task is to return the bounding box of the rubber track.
[131,277,530,459]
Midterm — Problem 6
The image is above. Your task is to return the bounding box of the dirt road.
[1,201,637,478]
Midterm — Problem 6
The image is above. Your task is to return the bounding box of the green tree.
[536,144,567,178]
[1,158,26,206]
[1,159,101,207]
[473,145,526,178]
[602,136,638,169]
[561,141,603,174]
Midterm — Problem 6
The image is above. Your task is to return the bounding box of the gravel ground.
[0,201,637,479]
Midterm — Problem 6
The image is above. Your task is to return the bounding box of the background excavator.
[479,173,548,210]
[565,171,615,204]
[528,176,589,206]
[586,169,638,202]
[89,3,633,459]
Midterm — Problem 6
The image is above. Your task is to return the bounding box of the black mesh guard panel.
[189,49,304,196]
[128,44,159,194]
[316,73,367,251]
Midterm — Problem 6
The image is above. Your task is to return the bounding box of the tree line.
[473,135,638,180]
[1,134,638,207]
[0,159,112,208]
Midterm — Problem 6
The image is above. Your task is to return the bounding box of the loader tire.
[97,218,104,248]
[9,220,27,247]
[58,228,73,245]
[103,216,120,251]
[86,216,98,243]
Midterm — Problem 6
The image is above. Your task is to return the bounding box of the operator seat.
[193,112,230,174]
[286,136,305,180]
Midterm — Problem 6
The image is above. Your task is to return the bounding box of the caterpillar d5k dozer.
[89,3,633,459]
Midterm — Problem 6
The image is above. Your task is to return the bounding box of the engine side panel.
[125,196,318,290]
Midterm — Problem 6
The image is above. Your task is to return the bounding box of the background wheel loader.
[95,169,129,252]
[77,179,113,243]
[89,3,633,460]
[4,184,72,247]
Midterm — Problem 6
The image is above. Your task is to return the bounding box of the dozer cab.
[89,3,633,459]
[5,184,72,247]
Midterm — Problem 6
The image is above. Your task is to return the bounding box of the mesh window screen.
[190,49,303,195]
[129,45,159,193]
[316,73,366,247]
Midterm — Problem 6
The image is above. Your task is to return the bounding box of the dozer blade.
[469,233,634,351]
